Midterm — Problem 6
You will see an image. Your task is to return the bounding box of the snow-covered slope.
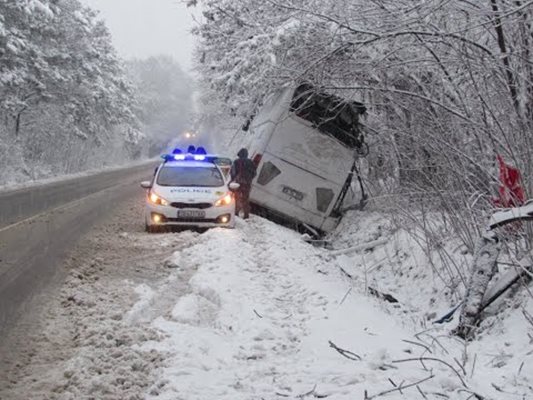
[139,217,419,399]
[132,213,532,399]
[329,211,533,398]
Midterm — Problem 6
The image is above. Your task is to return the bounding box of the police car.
[140,150,238,232]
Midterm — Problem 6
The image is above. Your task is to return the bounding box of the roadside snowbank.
[0,157,157,192]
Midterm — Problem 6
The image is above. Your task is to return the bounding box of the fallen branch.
[470,353,477,378]
[330,239,388,256]
[253,309,263,319]
[480,264,533,313]
[453,357,467,376]
[364,374,434,399]
[518,361,524,375]
[328,340,361,361]
[296,384,328,398]
[392,357,467,387]
[339,287,352,305]
[368,286,399,303]
[457,389,488,399]
[427,334,451,355]
[523,309,533,328]
[402,339,433,354]
[491,383,504,393]
[297,384,317,398]
[339,266,354,279]
[430,392,450,398]
[417,385,428,399]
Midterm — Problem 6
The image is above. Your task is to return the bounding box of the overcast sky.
[83,0,198,72]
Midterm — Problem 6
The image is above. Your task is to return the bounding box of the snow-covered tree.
[126,55,193,155]
[0,0,144,183]
[190,0,533,250]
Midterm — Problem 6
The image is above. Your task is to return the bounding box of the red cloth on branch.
[494,154,525,208]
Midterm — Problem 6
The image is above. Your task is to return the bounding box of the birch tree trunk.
[454,232,501,339]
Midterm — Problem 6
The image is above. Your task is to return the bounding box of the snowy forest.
[190,0,533,251]
[0,0,191,185]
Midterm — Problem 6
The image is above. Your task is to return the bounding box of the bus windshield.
[289,84,366,149]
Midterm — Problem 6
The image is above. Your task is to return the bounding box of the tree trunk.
[490,0,520,114]
[454,233,501,339]
[15,112,22,136]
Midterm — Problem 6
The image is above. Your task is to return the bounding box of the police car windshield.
[157,166,224,187]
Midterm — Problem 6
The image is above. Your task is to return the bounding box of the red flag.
[496,155,525,208]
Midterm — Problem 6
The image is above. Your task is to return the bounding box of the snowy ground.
[1,201,532,399]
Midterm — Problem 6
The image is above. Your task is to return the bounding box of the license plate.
[177,210,206,218]
[282,186,304,201]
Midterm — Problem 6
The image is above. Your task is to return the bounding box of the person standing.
[230,148,257,219]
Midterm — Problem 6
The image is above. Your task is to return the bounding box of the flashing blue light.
[171,147,210,155]
[196,146,207,155]
[162,147,214,163]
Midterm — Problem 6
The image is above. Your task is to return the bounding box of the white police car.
[141,152,238,232]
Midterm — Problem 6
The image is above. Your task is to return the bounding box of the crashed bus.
[237,83,367,234]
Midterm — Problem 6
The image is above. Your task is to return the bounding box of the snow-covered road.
[1,198,532,400]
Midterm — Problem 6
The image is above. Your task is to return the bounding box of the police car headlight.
[149,191,170,206]
[215,193,233,207]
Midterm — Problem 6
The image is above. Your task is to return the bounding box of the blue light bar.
[161,152,217,163]
[161,146,218,163]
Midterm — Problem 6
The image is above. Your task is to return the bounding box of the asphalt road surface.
[0,162,155,347]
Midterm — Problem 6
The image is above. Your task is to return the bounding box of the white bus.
[237,83,367,234]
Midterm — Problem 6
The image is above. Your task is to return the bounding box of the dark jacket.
[231,149,256,185]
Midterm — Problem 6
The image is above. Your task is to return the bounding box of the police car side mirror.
[229,182,240,191]
[140,181,152,189]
